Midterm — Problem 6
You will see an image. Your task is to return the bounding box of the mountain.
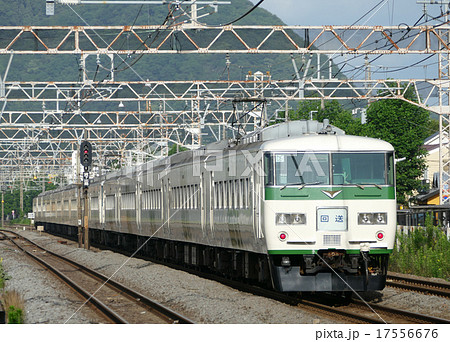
[0,0,343,83]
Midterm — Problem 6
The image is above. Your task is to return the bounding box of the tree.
[291,99,363,135]
[364,84,431,205]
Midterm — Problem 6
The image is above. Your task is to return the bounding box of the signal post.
[80,141,92,250]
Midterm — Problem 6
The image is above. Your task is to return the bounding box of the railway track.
[6,228,448,324]
[386,273,450,298]
[143,254,450,324]
[0,229,195,324]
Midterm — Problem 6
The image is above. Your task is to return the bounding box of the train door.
[200,171,213,239]
[200,172,206,236]
[252,158,263,239]
[136,183,141,232]
[162,178,171,235]
[100,183,105,226]
[209,171,214,236]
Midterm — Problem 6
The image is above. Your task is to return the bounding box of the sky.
[249,0,446,81]
[252,0,424,26]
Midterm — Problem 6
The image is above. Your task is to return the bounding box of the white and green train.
[34,120,396,292]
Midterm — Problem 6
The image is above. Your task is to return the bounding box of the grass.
[1,260,25,323]
[2,290,25,324]
[390,215,450,281]
[9,218,32,226]
[0,258,9,290]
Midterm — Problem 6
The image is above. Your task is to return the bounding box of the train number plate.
[317,208,347,231]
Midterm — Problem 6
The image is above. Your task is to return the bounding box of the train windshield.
[265,153,330,186]
[332,152,393,186]
[264,152,394,186]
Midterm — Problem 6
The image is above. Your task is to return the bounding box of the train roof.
[261,134,394,152]
[236,120,393,152]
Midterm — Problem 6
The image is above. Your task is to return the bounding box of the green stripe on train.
[268,249,393,255]
[265,186,395,200]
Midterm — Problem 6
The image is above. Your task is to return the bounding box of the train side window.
[159,189,162,210]
[142,191,147,210]
[239,179,244,208]
[122,193,135,210]
[232,180,236,209]
[194,184,198,209]
[246,178,250,209]
[90,197,99,211]
[215,182,218,209]
[217,183,220,209]
[227,180,232,209]
[264,153,274,185]
[387,152,394,185]
[222,181,226,209]
[106,195,115,210]
[235,180,239,209]
[174,188,178,209]
[186,186,189,209]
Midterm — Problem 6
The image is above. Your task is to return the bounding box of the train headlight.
[276,213,288,225]
[292,213,306,225]
[276,213,306,225]
[358,213,387,225]
[375,213,387,224]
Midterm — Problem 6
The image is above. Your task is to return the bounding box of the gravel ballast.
[0,237,103,323]
[2,229,450,323]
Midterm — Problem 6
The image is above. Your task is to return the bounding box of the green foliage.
[2,179,57,220]
[168,144,189,156]
[292,99,363,135]
[0,0,324,83]
[7,306,24,324]
[0,259,10,290]
[390,215,450,281]
[9,218,32,226]
[365,84,431,205]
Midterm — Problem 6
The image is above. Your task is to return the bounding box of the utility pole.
[1,191,4,229]
[83,186,89,249]
[19,165,23,215]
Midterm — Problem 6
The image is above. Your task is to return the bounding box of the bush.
[2,290,25,324]
[7,306,23,324]
[390,215,450,281]
[0,258,10,289]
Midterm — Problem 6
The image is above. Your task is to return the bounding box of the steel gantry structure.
[1,23,450,203]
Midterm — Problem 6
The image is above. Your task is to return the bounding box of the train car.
[34,120,396,292]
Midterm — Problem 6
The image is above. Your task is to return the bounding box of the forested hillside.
[0,0,323,82]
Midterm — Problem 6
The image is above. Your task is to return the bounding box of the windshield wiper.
[280,182,304,190]
[363,183,383,189]
[280,181,322,190]
[347,183,382,190]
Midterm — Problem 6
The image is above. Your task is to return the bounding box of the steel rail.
[0,231,128,323]
[351,299,450,324]
[386,274,450,298]
[1,230,195,324]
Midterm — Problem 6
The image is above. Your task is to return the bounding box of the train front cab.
[262,146,396,292]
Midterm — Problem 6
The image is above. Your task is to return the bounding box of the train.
[33,119,396,293]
